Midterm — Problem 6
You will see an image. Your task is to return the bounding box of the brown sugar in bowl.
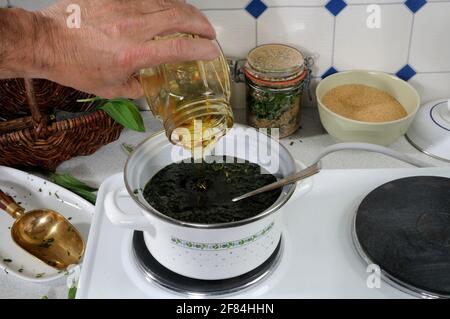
[322,84,407,123]
[316,70,420,145]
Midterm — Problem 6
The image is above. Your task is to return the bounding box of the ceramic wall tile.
[345,0,406,3]
[263,0,328,6]
[203,10,256,58]
[6,0,450,106]
[188,0,250,9]
[409,73,450,104]
[334,4,412,73]
[410,2,450,72]
[257,7,334,77]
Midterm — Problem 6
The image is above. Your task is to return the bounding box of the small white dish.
[0,166,94,282]
[406,99,450,162]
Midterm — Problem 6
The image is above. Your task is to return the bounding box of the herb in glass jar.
[249,88,299,120]
[243,44,310,138]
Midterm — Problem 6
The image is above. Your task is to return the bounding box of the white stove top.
[77,167,450,299]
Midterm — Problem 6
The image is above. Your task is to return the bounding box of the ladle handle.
[0,189,25,219]
[232,162,321,202]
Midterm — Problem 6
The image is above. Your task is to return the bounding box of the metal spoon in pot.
[232,162,321,202]
[232,143,432,202]
[0,189,85,270]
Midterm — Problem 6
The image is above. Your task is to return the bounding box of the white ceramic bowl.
[316,70,420,145]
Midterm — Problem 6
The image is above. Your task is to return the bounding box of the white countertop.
[1,108,448,299]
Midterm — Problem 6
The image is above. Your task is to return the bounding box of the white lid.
[406,99,450,162]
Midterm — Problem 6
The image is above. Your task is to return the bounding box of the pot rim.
[123,125,297,229]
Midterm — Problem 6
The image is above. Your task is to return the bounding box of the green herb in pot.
[143,156,281,224]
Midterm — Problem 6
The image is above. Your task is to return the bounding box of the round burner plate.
[353,176,450,299]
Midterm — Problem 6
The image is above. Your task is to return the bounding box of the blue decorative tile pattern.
[396,64,417,81]
[321,67,338,79]
[325,0,347,16]
[245,0,268,19]
[404,0,427,14]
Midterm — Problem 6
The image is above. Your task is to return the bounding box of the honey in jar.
[140,34,233,156]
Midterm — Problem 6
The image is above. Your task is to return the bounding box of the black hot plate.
[354,176,450,298]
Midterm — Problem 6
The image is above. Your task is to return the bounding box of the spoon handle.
[0,189,25,219]
[232,162,321,202]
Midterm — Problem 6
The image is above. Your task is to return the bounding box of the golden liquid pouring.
[0,189,84,270]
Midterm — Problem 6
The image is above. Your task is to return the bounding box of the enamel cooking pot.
[105,124,308,280]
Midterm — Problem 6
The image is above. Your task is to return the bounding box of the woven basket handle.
[24,78,47,137]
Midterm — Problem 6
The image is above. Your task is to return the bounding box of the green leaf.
[249,90,298,121]
[49,173,97,192]
[68,287,77,299]
[99,99,145,132]
[48,173,98,204]
[78,97,145,132]
[66,188,97,204]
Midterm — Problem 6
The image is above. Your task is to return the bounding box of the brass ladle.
[0,189,85,270]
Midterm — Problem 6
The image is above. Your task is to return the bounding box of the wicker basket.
[0,78,123,171]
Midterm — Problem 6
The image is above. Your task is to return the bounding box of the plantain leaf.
[48,173,98,204]
[68,287,77,299]
[77,97,145,132]
[65,188,97,205]
[49,173,97,192]
[99,99,145,132]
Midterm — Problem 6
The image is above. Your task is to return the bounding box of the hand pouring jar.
[139,33,233,152]
[105,124,311,280]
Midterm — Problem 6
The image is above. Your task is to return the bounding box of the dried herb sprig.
[39,238,55,248]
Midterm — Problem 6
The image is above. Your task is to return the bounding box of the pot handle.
[104,187,152,231]
[293,159,314,197]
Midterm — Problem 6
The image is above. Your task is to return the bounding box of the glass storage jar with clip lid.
[140,33,233,154]
[243,44,310,138]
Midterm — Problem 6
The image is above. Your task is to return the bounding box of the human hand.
[31,0,219,98]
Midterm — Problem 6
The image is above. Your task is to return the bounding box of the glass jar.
[140,34,233,153]
[243,44,309,138]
